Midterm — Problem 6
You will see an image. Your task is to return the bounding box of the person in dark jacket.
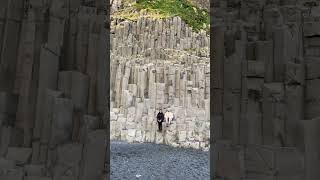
[156,109,164,131]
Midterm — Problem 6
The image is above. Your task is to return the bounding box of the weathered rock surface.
[110,14,210,150]
[212,0,320,179]
[0,0,107,179]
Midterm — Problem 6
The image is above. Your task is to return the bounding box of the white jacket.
[165,112,174,121]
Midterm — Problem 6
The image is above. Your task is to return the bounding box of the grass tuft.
[134,0,209,32]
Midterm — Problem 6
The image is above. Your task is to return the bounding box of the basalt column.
[212,0,320,179]
[0,0,108,179]
[110,14,210,150]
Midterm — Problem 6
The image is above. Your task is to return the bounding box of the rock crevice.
[212,0,320,179]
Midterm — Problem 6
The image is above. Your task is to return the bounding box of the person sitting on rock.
[165,110,174,127]
[156,109,164,131]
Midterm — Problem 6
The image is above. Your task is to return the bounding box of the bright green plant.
[134,0,209,32]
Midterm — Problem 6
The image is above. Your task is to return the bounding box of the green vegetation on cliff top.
[114,0,209,32]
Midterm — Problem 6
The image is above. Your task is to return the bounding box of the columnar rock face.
[110,15,210,150]
[212,0,320,179]
[111,16,209,59]
[0,0,107,179]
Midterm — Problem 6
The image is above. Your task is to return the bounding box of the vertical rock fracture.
[0,0,108,179]
[212,0,320,179]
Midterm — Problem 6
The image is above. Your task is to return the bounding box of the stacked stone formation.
[110,16,210,59]
[212,0,320,179]
[0,0,107,179]
[110,13,210,151]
